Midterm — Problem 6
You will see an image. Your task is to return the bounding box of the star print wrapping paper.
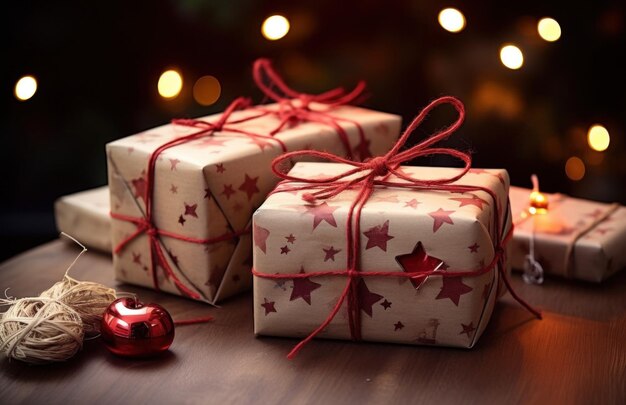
[509,186,626,282]
[107,104,401,303]
[253,162,512,348]
[54,186,112,252]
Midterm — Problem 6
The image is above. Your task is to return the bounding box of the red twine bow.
[111,97,283,300]
[252,58,372,161]
[253,96,541,359]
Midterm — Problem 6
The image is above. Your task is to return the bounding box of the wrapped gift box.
[509,186,626,282]
[107,104,401,303]
[253,162,512,348]
[54,186,111,252]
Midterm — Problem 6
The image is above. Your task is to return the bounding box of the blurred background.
[2,0,625,260]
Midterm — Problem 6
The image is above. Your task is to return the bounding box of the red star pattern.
[253,223,270,254]
[221,184,236,199]
[204,187,211,199]
[261,298,277,315]
[170,184,178,194]
[595,227,613,235]
[285,234,296,244]
[459,322,476,339]
[380,299,392,310]
[429,208,455,233]
[131,173,147,203]
[304,202,339,230]
[449,195,489,209]
[394,321,404,331]
[468,243,480,253]
[184,203,198,218]
[239,174,260,200]
[280,245,290,255]
[215,163,226,173]
[395,241,444,290]
[436,275,473,306]
[323,246,341,262]
[290,268,322,305]
[132,252,141,264]
[375,123,390,136]
[169,158,180,170]
[197,137,227,148]
[178,215,186,226]
[247,137,273,151]
[404,199,420,209]
[363,220,394,251]
[357,279,384,317]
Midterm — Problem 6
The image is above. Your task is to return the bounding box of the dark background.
[2,1,625,260]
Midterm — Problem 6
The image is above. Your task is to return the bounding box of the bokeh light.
[500,45,524,70]
[14,75,38,101]
[438,8,466,33]
[537,17,561,42]
[261,15,290,40]
[565,156,586,181]
[587,124,610,152]
[158,70,183,99]
[193,75,221,106]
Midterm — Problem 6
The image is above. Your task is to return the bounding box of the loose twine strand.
[0,233,117,364]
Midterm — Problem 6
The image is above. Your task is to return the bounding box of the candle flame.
[529,174,548,215]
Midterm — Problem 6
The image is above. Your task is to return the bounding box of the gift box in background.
[253,162,512,348]
[54,186,111,253]
[108,100,401,304]
[510,186,626,282]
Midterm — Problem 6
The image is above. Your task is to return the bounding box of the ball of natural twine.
[41,275,117,336]
[0,297,84,364]
[0,233,117,364]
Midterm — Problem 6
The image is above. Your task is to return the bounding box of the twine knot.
[365,156,389,177]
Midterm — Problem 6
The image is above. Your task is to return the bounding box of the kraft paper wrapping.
[54,186,112,253]
[509,186,626,282]
[253,163,512,348]
[107,104,401,303]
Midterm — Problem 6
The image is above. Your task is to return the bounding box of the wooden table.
[1,240,625,404]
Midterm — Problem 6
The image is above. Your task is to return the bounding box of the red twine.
[252,96,541,359]
[252,58,372,161]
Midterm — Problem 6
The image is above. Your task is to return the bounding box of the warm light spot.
[565,156,585,181]
[438,8,466,33]
[537,18,561,42]
[193,76,221,106]
[158,70,183,99]
[14,75,38,101]
[587,124,610,152]
[262,15,290,40]
[500,44,524,70]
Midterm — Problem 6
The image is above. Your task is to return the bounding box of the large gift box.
[107,101,401,303]
[253,161,513,349]
[509,186,626,282]
[55,186,112,252]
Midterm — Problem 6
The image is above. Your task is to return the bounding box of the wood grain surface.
[1,240,625,404]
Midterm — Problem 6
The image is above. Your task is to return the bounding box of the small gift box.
[252,97,538,357]
[107,60,401,304]
[509,186,626,282]
[55,186,111,252]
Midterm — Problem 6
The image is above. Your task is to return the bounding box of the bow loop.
[270,96,471,203]
[253,58,366,106]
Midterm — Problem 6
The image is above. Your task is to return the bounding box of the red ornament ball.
[101,297,175,357]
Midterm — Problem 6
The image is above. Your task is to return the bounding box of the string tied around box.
[253,96,541,359]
